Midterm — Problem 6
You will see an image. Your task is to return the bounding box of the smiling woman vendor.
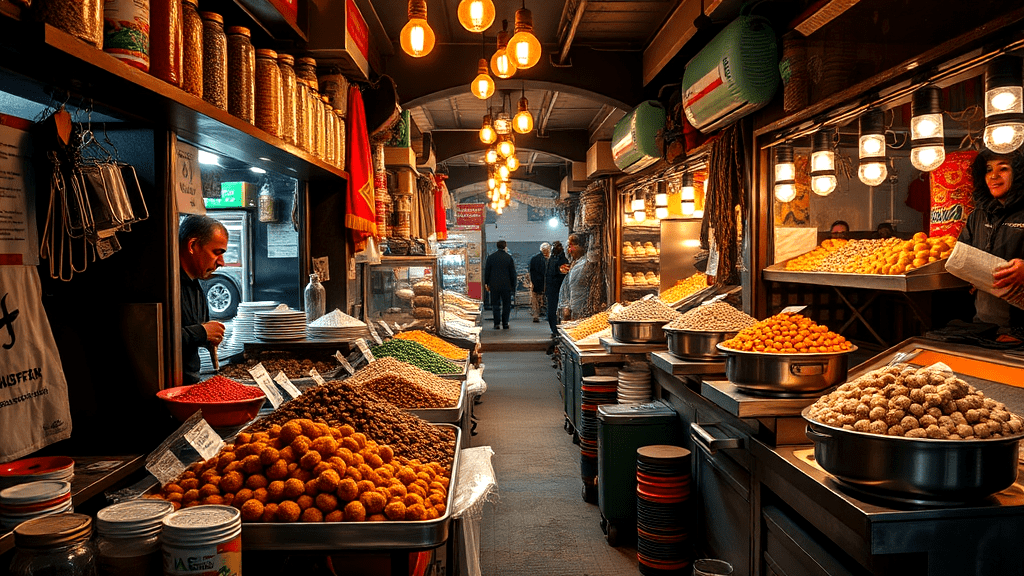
[958,149,1024,338]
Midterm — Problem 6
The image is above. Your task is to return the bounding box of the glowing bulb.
[400,2,435,58]
[682,201,695,216]
[913,117,940,138]
[470,59,494,99]
[491,49,516,79]
[991,90,1018,112]
[458,0,494,32]
[631,198,645,212]
[548,217,558,228]
[811,150,833,172]
[860,134,884,156]
[479,120,496,145]
[681,185,695,201]
[508,7,541,69]
[498,164,510,180]
[655,207,669,220]
[811,176,837,196]
[774,184,796,202]
[498,139,515,158]
[633,210,646,223]
[911,146,945,172]
[488,175,496,189]
[514,109,533,134]
[506,155,519,171]
[985,124,1024,154]
[499,182,508,195]
[774,162,795,182]
[858,162,887,186]
[485,148,498,164]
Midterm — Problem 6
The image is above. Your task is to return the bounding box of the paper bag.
[0,266,72,462]
[945,241,1024,310]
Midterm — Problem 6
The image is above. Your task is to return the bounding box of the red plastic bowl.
[156,385,265,427]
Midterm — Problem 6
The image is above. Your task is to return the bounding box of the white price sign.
[309,368,327,386]
[175,141,205,215]
[780,305,808,315]
[377,321,394,338]
[274,372,302,400]
[355,338,376,363]
[248,363,285,408]
[335,351,355,375]
[184,420,224,459]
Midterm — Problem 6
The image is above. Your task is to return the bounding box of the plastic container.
[38,0,104,49]
[103,0,150,71]
[200,12,227,110]
[181,0,203,98]
[304,273,326,324]
[227,26,255,124]
[255,48,281,137]
[161,505,241,576]
[278,54,297,145]
[10,514,95,576]
[95,499,174,576]
[149,0,182,86]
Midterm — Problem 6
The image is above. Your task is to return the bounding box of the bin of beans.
[370,339,462,376]
[607,297,681,343]
[662,302,757,360]
[157,375,266,427]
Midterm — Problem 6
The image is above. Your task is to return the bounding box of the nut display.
[720,312,851,354]
[220,351,340,380]
[806,364,1024,439]
[609,298,681,322]
[345,357,460,408]
[785,233,957,275]
[394,330,469,361]
[181,0,203,97]
[370,339,460,375]
[665,302,757,332]
[659,273,708,303]
[155,417,451,522]
[566,310,611,341]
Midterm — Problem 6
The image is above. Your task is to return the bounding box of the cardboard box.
[587,141,619,177]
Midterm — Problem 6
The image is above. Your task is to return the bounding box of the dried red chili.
[177,376,265,402]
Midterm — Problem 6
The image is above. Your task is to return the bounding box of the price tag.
[355,338,376,363]
[248,363,285,408]
[274,372,303,400]
[378,321,394,338]
[780,305,808,315]
[175,141,205,215]
[367,323,384,346]
[334,351,355,375]
[184,420,225,460]
[309,368,327,386]
[145,450,186,487]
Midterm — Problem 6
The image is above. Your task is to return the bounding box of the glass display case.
[363,256,441,331]
[438,226,484,299]
[620,222,661,300]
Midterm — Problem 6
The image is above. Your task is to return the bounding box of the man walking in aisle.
[484,240,516,329]
[529,242,551,323]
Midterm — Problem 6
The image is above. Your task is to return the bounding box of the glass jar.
[311,89,323,159]
[334,110,345,170]
[200,12,227,110]
[323,96,335,166]
[103,0,150,71]
[294,57,318,92]
[278,54,297,146]
[94,500,173,576]
[10,514,96,576]
[180,0,202,98]
[304,273,326,324]
[149,0,182,86]
[255,49,281,137]
[226,26,255,124]
[294,78,309,152]
[38,0,104,49]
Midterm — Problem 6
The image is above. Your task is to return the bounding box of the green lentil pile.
[370,339,461,375]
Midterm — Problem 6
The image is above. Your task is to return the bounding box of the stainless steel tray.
[762,259,967,292]
[408,380,466,424]
[439,359,469,381]
[242,424,461,551]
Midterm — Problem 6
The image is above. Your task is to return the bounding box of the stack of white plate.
[307,309,370,341]
[254,308,307,341]
[0,480,73,531]
[226,301,279,349]
[618,366,652,404]
[0,456,74,491]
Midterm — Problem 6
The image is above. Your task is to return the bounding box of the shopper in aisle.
[529,243,551,323]
[959,149,1024,338]
[559,233,589,321]
[484,240,517,329]
[830,220,850,239]
[545,241,569,337]
[875,222,895,238]
[179,215,228,384]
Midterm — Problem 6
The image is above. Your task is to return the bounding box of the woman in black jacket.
[544,241,569,337]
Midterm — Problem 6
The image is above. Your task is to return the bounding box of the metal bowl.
[802,405,1022,504]
[608,319,670,343]
[663,327,738,360]
[716,344,856,396]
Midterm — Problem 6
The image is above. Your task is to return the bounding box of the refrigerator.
[659,218,704,290]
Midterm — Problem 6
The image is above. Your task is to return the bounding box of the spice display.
[246,381,457,469]
[278,54,297,145]
[659,272,708,303]
[609,298,681,322]
[720,312,851,354]
[666,302,757,332]
[334,110,346,169]
[295,57,318,91]
[784,238,846,271]
[345,357,460,408]
[150,0,182,86]
[200,12,227,109]
[156,417,451,522]
[394,330,469,361]
[220,351,341,380]
[103,0,150,71]
[255,49,281,137]
[40,0,104,49]
[807,364,1024,439]
[785,233,958,275]
[177,375,265,402]
[370,339,460,375]
[180,0,202,97]
[309,309,365,328]
[227,26,255,124]
[567,310,611,341]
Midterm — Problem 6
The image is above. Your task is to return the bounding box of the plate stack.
[580,376,619,493]
[225,301,279,349]
[0,481,73,531]
[618,364,652,404]
[307,309,370,341]
[254,308,307,341]
[0,456,75,491]
[636,445,693,575]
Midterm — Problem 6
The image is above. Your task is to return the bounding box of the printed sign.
[0,116,39,265]
[309,368,326,386]
[175,141,205,215]
[274,372,302,400]
[456,203,486,227]
[248,363,285,408]
[184,420,224,459]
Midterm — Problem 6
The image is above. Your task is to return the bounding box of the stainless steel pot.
[664,327,737,360]
[802,405,1022,504]
[716,344,855,396]
[608,319,669,343]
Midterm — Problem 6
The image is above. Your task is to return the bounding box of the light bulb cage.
[858,109,887,163]
[911,86,944,147]
[774,144,796,187]
[809,129,836,179]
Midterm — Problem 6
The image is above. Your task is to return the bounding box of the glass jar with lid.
[94,499,174,576]
[323,96,335,166]
[150,0,183,87]
[334,109,346,170]
[226,26,255,124]
[10,513,95,576]
[39,0,104,49]
[200,12,227,110]
[311,89,324,159]
[295,78,310,152]
[278,54,297,146]
[255,49,281,138]
[294,57,318,92]
[181,0,203,98]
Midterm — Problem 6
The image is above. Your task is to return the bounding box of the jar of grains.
[227,26,255,124]
[295,57,318,92]
[200,12,227,109]
[180,0,202,98]
[313,92,325,159]
[103,0,150,71]
[149,0,182,86]
[255,49,281,137]
[278,54,297,145]
[323,96,335,166]
[334,109,345,169]
[295,78,310,152]
[38,0,104,49]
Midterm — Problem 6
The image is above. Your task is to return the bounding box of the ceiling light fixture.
[655,192,668,220]
[631,197,646,223]
[858,109,888,186]
[506,155,519,171]
[984,55,1024,154]
[471,57,495,99]
[773,144,797,202]
[479,112,497,144]
[681,173,696,216]
[910,86,945,172]
[513,85,533,134]
[490,21,517,79]
[508,1,541,69]
[485,147,498,164]
[457,0,495,33]
[498,164,510,180]
[400,0,435,58]
[497,134,515,158]
[810,129,837,196]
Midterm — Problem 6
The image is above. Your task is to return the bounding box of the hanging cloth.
[434,175,448,241]
[345,85,377,251]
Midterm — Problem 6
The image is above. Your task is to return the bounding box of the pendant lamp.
[490,21,518,79]
[471,58,495,100]
[508,2,541,69]
[681,173,696,215]
[479,112,497,144]
[810,129,837,195]
[457,0,495,33]
[774,144,797,202]
[910,86,945,171]
[984,56,1024,154]
[858,109,888,186]
[513,86,534,134]
[400,0,435,58]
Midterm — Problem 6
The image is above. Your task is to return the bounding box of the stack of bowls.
[0,456,74,491]
[580,376,618,495]
[618,365,652,404]
[0,480,73,531]
[636,445,693,575]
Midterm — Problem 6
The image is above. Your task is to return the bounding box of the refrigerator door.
[659,218,703,291]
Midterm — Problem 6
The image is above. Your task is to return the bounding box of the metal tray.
[408,380,466,424]
[761,259,967,292]
[438,359,469,381]
[242,424,461,551]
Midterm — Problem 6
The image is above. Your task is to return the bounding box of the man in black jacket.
[529,242,551,322]
[484,240,517,329]
[179,215,228,384]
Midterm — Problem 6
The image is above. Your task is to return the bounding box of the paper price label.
[185,420,225,460]
[274,372,302,400]
[355,338,376,363]
[335,351,355,375]
[146,450,186,486]
[367,323,383,346]
[780,305,808,315]
[378,321,394,337]
[248,363,285,408]
[309,368,327,386]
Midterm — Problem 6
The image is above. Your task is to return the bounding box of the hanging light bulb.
[499,182,508,196]
[479,113,497,144]
[494,93,513,134]
[497,135,515,158]
[508,3,542,69]
[457,0,495,33]
[498,196,507,208]
[400,0,435,57]
[910,86,946,172]
[623,196,634,224]
[498,164,510,180]
[774,144,797,202]
[471,58,495,99]
[858,109,888,186]
[485,147,498,164]
[680,173,696,216]
[487,170,497,190]
[631,197,646,223]
[655,192,668,220]
[490,22,517,79]
[810,129,837,196]
[984,55,1024,154]
[506,155,519,171]
[513,89,533,134]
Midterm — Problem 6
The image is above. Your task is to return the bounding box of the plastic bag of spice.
[451,446,496,576]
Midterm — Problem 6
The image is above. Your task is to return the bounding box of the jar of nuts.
[38,0,104,49]
[278,54,297,145]
[181,0,203,98]
[295,77,310,152]
[226,26,255,124]
[150,0,183,86]
[255,48,281,137]
[295,57,318,92]
[200,12,227,110]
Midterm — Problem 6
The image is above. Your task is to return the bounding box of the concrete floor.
[478,306,556,352]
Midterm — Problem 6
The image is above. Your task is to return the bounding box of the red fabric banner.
[434,175,448,241]
[345,85,376,251]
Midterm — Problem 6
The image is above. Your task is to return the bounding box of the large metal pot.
[608,319,669,343]
[803,405,1022,504]
[716,344,855,396]
[664,327,737,360]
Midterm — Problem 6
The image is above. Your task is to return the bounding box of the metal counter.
[649,351,726,377]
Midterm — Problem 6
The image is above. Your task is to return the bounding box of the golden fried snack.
[277,500,301,522]
[404,503,427,521]
[301,507,323,522]
[360,491,386,515]
[315,493,338,513]
[325,510,344,522]
[384,501,406,520]
[343,500,366,522]
[336,478,359,501]
[261,502,278,523]
[283,478,305,499]
[220,471,244,494]
[240,499,264,522]
[296,495,314,510]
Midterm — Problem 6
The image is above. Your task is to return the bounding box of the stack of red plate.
[580,376,618,486]
[0,480,73,531]
[636,445,693,575]
[0,456,74,491]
